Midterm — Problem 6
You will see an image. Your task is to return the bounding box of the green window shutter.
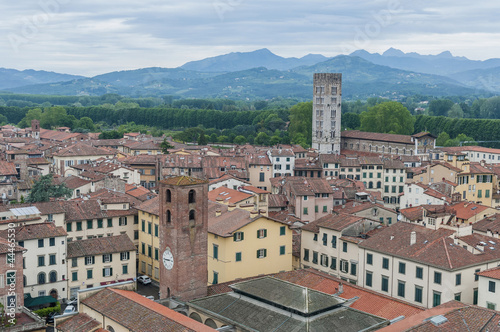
[241,232,244,240]
[264,229,267,238]
[233,233,237,241]
[110,254,113,262]
[102,268,105,276]
[110,268,113,275]
[256,250,259,258]
[257,230,259,238]
[315,205,318,213]
[264,249,267,257]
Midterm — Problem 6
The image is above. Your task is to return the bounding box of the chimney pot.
[410,231,416,245]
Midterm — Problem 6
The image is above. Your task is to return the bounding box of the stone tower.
[158,176,208,301]
[31,119,40,140]
[311,73,342,154]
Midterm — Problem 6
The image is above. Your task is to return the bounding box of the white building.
[477,266,500,311]
[267,148,295,178]
[1,222,68,301]
[400,182,450,209]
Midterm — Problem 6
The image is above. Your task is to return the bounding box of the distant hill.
[349,48,500,76]
[180,48,330,72]
[6,55,487,100]
[0,68,84,90]
[450,66,500,92]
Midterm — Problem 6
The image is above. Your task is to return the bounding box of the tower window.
[188,190,196,203]
[166,189,171,203]
[189,210,195,221]
[166,210,171,223]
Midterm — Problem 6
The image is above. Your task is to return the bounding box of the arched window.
[189,312,202,323]
[166,210,171,223]
[107,326,116,332]
[382,146,385,153]
[49,271,57,283]
[376,181,381,189]
[205,318,218,329]
[188,190,196,204]
[166,189,171,203]
[189,210,195,221]
[368,182,373,189]
[38,272,46,285]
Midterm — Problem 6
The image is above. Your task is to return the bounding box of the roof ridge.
[443,238,453,269]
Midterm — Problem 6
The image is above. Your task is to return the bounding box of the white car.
[63,305,76,315]
[137,275,151,285]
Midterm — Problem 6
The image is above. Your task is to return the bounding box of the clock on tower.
[158,176,208,301]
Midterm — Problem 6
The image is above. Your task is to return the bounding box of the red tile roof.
[473,213,500,235]
[54,142,111,157]
[342,130,414,144]
[56,313,101,332]
[208,186,253,204]
[0,222,66,241]
[82,288,215,331]
[67,234,136,258]
[0,160,17,176]
[160,176,208,186]
[477,266,500,280]
[136,196,159,215]
[302,213,364,233]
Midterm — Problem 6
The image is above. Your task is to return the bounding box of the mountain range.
[1,48,499,100]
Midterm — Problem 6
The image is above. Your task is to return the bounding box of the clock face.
[163,247,174,270]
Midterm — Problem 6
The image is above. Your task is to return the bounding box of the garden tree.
[479,96,500,119]
[160,138,174,154]
[359,101,415,135]
[209,133,218,143]
[447,104,464,118]
[28,174,72,202]
[99,130,123,139]
[234,135,246,145]
[174,127,203,143]
[270,135,281,145]
[76,117,95,131]
[429,99,454,116]
[288,102,312,147]
[0,114,7,125]
[471,99,485,118]
[255,132,270,146]
[217,135,229,143]
[197,131,208,145]
[291,133,308,148]
[342,112,360,130]
[436,132,450,146]
[18,108,43,128]
[443,133,476,147]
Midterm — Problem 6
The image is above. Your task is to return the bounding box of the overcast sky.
[1,0,499,76]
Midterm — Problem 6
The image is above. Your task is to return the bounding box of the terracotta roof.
[0,160,17,176]
[342,130,414,144]
[302,213,364,233]
[240,186,270,194]
[67,234,135,258]
[285,177,334,196]
[208,186,253,204]
[294,158,322,170]
[160,176,208,186]
[269,148,294,157]
[441,145,500,154]
[208,203,253,237]
[332,201,393,216]
[27,157,50,165]
[136,196,159,215]
[361,222,500,270]
[268,194,288,208]
[473,213,500,234]
[0,222,66,241]
[0,236,24,254]
[477,266,500,280]
[208,174,250,185]
[54,142,111,157]
[412,132,436,139]
[55,176,91,189]
[81,288,215,332]
[404,305,500,331]
[400,206,424,222]
[449,201,492,221]
[246,154,272,166]
[56,313,101,332]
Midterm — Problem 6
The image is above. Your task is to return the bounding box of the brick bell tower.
[159,176,208,301]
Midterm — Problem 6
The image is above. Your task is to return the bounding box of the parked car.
[137,275,152,285]
[63,305,76,315]
[66,297,77,306]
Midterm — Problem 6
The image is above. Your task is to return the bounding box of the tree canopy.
[28,174,72,202]
[359,101,415,135]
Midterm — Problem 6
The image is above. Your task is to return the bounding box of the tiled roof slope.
[136,196,159,215]
[360,222,500,270]
[476,266,500,280]
[302,213,364,233]
[56,313,101,332]
[67,234,135,258]
[0,222,66,241]
[81,288,215,332]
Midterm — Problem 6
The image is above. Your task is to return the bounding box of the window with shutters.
[103,267,112,277]
[257,229,267,239]
[233,232,244,242]
[340,260,349,273]
[303,249,309,261]
[103,254,112,263]
[320,254,328,267]
[257,249,267,259]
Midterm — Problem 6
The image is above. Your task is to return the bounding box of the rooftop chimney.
[228,204,236,211]
[410,231,416,245]
[216,210,222,217]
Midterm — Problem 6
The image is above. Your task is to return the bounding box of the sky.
[1,0,500,76]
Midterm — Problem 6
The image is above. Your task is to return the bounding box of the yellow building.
[456,162,496,207]
[207,202,293,285]
[136,197,161,282]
